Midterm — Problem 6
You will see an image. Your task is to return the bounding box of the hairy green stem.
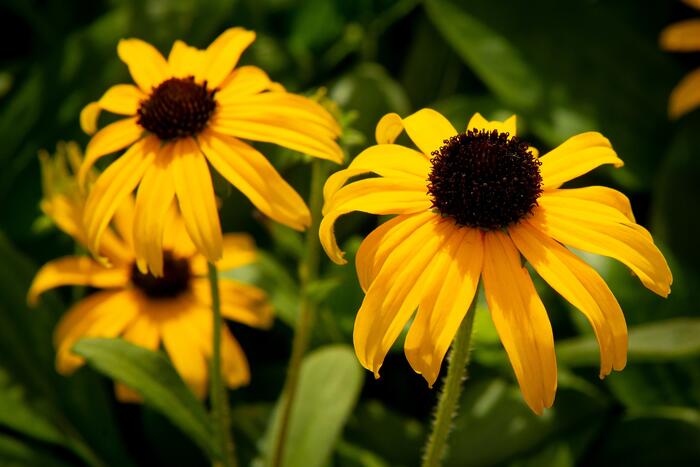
[270,159,326,467]
[422,303,478,467]
[208,262,237,467]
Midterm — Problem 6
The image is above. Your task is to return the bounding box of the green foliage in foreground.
[1,0,700,465]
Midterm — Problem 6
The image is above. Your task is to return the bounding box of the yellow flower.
[660,0,700,118]
[29,146,272,402]
[320,109,672,414]
[79,27,343,275]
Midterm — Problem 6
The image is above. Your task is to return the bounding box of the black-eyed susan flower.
[79,27,343,275]
[661,0,700,118]
[320,109,672,414]
[29,145,272,401]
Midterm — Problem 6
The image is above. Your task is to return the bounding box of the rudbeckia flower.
[660,0,700,118]
[29,145,273,401]
[320,109,672,414]
[79,27,343,274]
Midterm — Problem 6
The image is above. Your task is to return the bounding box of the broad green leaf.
[259,345,363,467]
[72,338,221,462]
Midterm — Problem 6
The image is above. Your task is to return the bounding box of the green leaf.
[0,433,77,467]
[72,338,221,462]
[259,345,364,467]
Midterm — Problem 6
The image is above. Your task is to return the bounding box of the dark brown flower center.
[137,77,217,141]
[428,129,542,230]
[131,251,191,299]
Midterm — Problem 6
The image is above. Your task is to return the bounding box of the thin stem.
[270,159,327,467]
[208,262,237,467]
[422,302,478,467]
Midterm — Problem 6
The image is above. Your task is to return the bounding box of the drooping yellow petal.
[684,0,700,10]
[84,136,157,257]
[199,130,310,231]
[482,231,557,415]
[660,19,700,52]
[28,256,129,305]
[530,205,672,297]
[168,40,205,79]
[190,233,257,276]
[322,144,430,207]
[510,221,627,377]
[320,178,432,265]
[355,212,436,291]
[466,113,517,135]
[216,66,273,99]
[191,279,273,329]
[170,137,222,263]
[162,305,209,399]
[404,227,483,386]
[79,117,143,187]
[669,68,700,119]
[375,112,404,144]
[98,84,146,115]
[354,216,455,377]
[545,186,635,222]
[402,108,458,156]
[133,145,176,275]
[200,27,256,90]
[117,38,169,93]
[80,102,101,135]
[539,132,623,190]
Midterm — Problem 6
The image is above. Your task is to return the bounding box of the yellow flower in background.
[79,27,343,275]
[320,109,672,414]
[660,0,700,118]
[29,145,273,401]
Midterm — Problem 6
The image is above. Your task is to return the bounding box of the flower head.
[660,0,700,118]
[320,109,672,414]
[79,27,343,275]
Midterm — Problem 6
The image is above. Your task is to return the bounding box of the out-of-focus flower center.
[131,251,191,299]
[137,77,217,141]
[428,129,542,230]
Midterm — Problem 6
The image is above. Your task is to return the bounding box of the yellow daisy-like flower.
[30,146,272,401]
[79,27,343,275]
[320,109,672,414]
[660,0,700,118]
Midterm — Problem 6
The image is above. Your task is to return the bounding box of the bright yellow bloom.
[79,27,343,275]
[320,109,672,414]
[29,145,272,401]
[660,0,700,118]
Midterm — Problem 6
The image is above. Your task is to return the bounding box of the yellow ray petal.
[28,256,129,305]
[375,112,404,144]
[510,221,627,377]
[322,144,430,207]
[199,130,310,231]
[660,19,700,52]
[530,205,672,297]
[320,178,433,265]
[191,278,273,329]
[171,137,222,263]
[216,66,273,99]
[116,315,161,402]
[98,84,146,116]
[402,108,458,156]
[191,233,257,276]
[354,216,455,377]
[482,231,557,415]
[669,68,700,119]
[162,306,209,399]
[684,0,700,9]
[466,113,517,135]
[117,38,170,93]
[545,186,635,222]
[79,117,143,187]
[404,227,483,386]
[539,132,623,190]
[200,27,256,90]
[168,40,205,79]
[133,145,176,275]
[80,102,101,135]
[84,137,157,257]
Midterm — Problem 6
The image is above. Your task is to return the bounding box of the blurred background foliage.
[1,0,700,465]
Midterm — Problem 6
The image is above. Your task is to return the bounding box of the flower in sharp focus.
[319,109,672,414]
[79,27,343,275]
[29,146,273,401]
[660,0,700,118]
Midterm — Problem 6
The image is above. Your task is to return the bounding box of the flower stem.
[421,301,478,467]
[270,159,327,467]
[207,262,237,467]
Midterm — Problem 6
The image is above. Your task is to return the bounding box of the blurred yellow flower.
[660,0,700,118]
[320,109,672,414]
[79,27,343,274]
[29,144,273,401]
